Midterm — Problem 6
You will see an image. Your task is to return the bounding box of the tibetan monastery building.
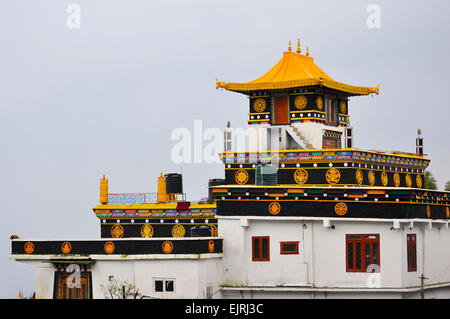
[10,40,450,299]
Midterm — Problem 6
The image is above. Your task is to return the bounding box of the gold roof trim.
[216,50,379,96]
[217,78,379,96]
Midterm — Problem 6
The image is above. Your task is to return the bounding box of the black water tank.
[208,178,226,201]
[190,225,212,237]
[165,173,183,194]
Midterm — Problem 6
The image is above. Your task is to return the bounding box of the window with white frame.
[154,278,175,293]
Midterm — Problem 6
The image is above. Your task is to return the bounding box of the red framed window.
[252,236,270,261]
[346,234,380,272]
[280,241,299,255]
[407,234,417,272]
[54,271,91,299]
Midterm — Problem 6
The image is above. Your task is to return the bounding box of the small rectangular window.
[407,234,417,272]
[280,241,299,254]
[165,280,174,292]
[155,280,164,292]
[252,236,270,261]
[154,279,175,293]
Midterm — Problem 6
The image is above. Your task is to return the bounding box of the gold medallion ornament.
[393,173,400,187]
[381,171,388,187]
[253,98,267,113]
[141,224,154,238]
[208,240,215,253]
[335,202,348,216]
[355,169,363,185]
[368,170,376,186]
[416,174,423,188]
[294,168,308,185]
[172,224,186,238]
[326,168,341,185]
[405,174,412,188]
[340,100,347,114]
[24,242,34,254]
[235,170,249,185]
[294,95,308,110]
[426,205,431,218]
[162,241,173,254]
[316,96,324,110]
[268,202,281,215]
[61,242,72,254]
[111,224,124,238]
[446,207,449,219]
[104,242,115,254]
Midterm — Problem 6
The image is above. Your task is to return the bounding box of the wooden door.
[274,95,289,125]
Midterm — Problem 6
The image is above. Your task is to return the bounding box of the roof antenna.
[296,38,301,54]
[288,40,292,52]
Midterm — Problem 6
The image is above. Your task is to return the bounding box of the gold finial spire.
[306,46,310,56]
[296,38,301,54]
[288,40,292,51]
[100,174,108,205]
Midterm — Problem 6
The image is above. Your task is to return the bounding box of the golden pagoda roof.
[216,49,379,96]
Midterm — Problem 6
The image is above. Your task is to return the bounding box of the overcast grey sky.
[1,0,449,298]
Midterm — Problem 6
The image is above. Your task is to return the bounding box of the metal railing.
[107,193,186,205]
[107,193,158,205]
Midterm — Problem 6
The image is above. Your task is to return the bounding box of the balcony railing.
[106,193,187,205]
[107,193,158,205]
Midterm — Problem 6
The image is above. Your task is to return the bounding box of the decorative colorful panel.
[107,193,158,205]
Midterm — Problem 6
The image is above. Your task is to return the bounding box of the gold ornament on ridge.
[316,96,324,110]
[294,168,308,185]
[335,202,348,216]
[141,224,154,238]
[104,242,115,254]
[405,174,412,188]
[172,224,186,238]
[416,174,423,188]
[24,242,34,254]
[381,171,388,186]
[253,98,267,113]
[294,95,308,110]
[111,224,124,238]
[268,202,281,215]
[326,168,341,185]
[368,170,376,186]
[340,100,347,114]
[235,170,249,185]
[356,169,363,185]
[393,172,400,187]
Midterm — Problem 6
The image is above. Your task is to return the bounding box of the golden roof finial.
[318,71,324,83]
[306,46,310,56]
[296,38,301,54]
[288,40,292,52]
[100,174,108,205]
